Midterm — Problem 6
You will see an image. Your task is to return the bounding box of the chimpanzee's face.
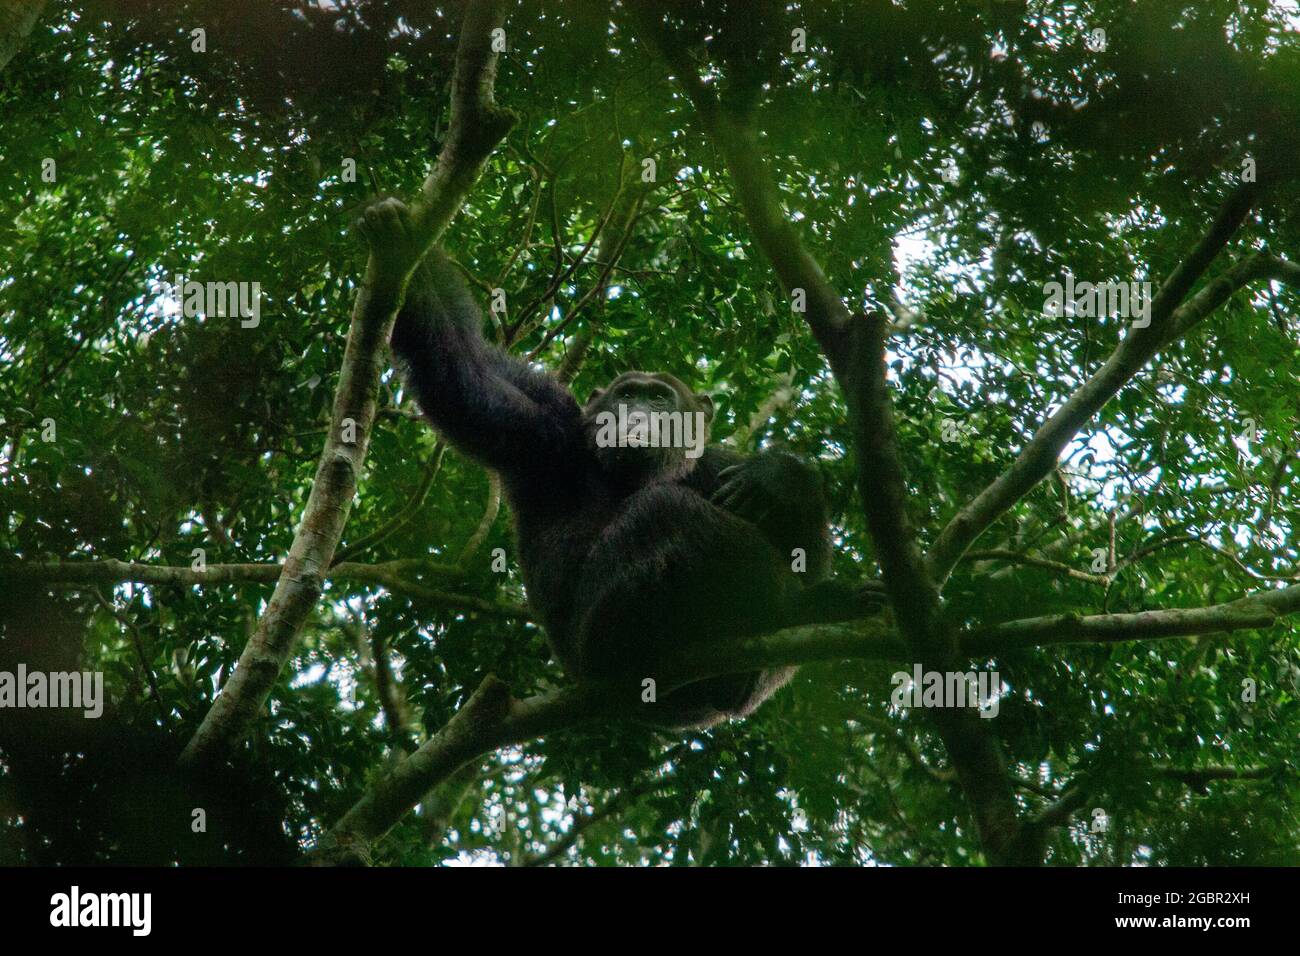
[581,371,713,482]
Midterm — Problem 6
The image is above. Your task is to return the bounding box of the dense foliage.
[1,0,1299,865]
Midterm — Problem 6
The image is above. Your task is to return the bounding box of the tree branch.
[510,176,629,346]
[627,2,849,345]
[963,582,1300,655]
[90,587,169,727]
[553,184,648,382]
[332,440,447,565]
[177,0,516,768]
[1157,763,1277,785]
[311,617,902,858]
[344,614,418,750]
[629,7,1033,864]
[1119,533,1300,583]
[523,188,643,359]
[1257,252,1300,288]
[727,369,795,450]
[523,777,667,866]
[0,0,45,75]
[309,559,1300,861]
[457,470,502,567]
[929,187,1267,585]
[410,1,517,247]
[1,558,529,620]
[964,549,1111,586]
[1031,763,1278,834]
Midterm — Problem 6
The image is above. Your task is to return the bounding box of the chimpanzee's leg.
[572,483,795,726]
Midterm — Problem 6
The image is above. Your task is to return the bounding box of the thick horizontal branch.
[0,559,529,620]
[313,568,1300,860]
[963,582,1300,656]
[929,189,1268,585]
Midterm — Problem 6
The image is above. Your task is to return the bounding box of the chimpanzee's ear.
[584,387,605,409]
[696,393,714,422]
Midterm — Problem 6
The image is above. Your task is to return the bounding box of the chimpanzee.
[364,197,847,728]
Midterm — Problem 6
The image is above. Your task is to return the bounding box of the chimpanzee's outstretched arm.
[386,228,581,477]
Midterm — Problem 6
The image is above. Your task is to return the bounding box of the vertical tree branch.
[627,3,849,345]
[827,313,1030,863]
[332,440,447,565]
[629,8,1031,864]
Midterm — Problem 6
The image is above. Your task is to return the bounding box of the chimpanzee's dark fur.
[375,199,837,727]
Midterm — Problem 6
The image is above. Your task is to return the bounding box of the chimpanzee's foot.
[355,196,422,282]
[787,578,887,625]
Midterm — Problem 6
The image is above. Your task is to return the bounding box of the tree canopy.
[2,0,1299,866]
